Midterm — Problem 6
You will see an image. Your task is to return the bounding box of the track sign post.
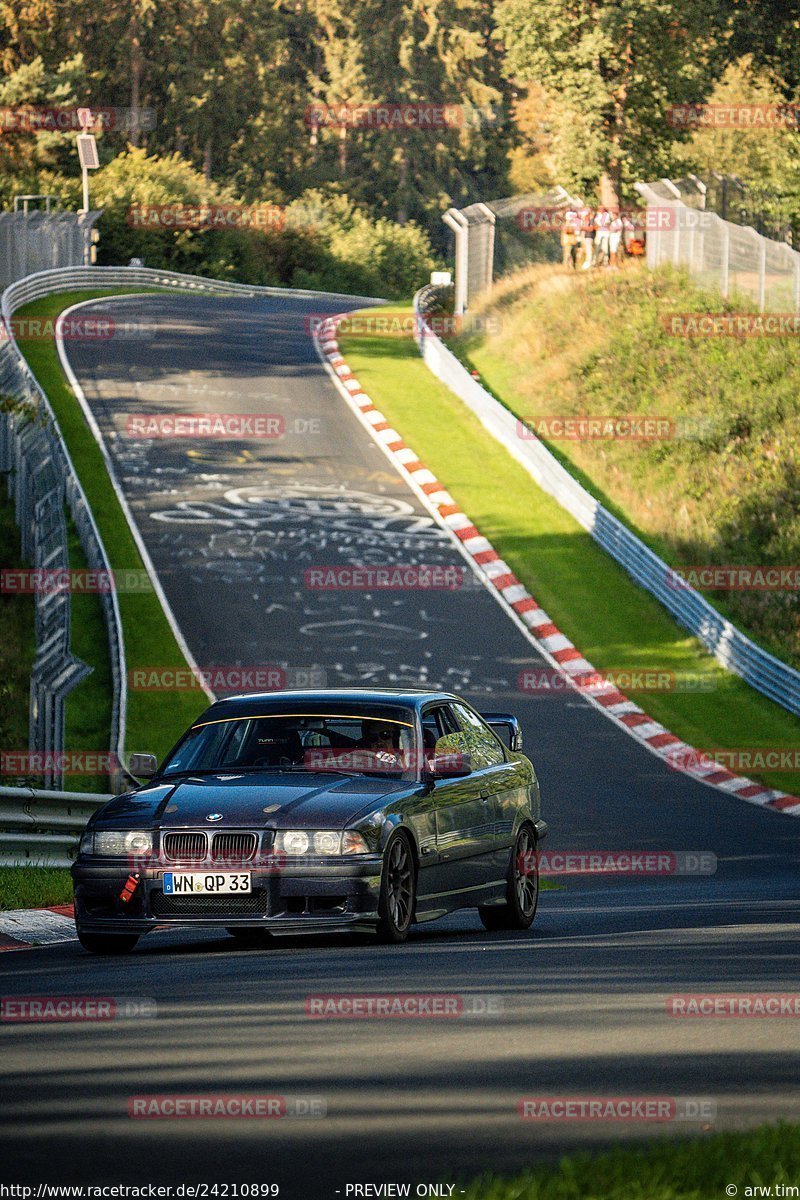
[76,111,100,264]
[77,133,99,172]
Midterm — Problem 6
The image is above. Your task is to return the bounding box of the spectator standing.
[609,210,624,268]
[580,205,596,270]
[561,206,581,269]
[595,206,612,266]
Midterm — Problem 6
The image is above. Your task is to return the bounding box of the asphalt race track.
[1,291,798,1197]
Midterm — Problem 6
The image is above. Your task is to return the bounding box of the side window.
[452,703,506,769]
[421,704,464,754]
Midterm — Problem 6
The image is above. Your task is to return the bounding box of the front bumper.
[72,856,383,936]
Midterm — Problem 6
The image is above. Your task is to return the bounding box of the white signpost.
[76,110,100,264]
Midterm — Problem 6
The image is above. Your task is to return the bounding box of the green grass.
[14,289,207,776]
[339,305,800,794]
[460,262,800,674]
[0,865,72,911]
[0,482,36,754]
[460,1121,800,1199]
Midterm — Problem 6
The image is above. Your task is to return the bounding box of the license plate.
[163,872,251,895]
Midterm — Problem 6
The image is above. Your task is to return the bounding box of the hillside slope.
[460,263,800,670]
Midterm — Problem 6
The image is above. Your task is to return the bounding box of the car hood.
[91,771,417,830]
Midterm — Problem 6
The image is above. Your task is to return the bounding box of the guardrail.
[414,284,800,716]
[2,265,384,792]
[0,784,111,867]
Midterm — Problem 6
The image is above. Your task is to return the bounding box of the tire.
[376,831,416,944]
[77,930,140,955]
[479,823,539,932]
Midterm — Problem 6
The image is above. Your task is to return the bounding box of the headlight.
[313,830,340,855]
[279,830,310,856]
[88,830,154,857]
[275,830,370,856]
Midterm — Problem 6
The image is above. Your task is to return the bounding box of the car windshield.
[159,713,419,781]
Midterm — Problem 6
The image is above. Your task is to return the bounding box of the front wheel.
[376,832,416,944]
[478,823,539,932]
[77,930,140,955]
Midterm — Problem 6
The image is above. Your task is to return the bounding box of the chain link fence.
[444,175,800,315]
[634,178,800,312]
[443,187,582,312]
[0,210,100,292]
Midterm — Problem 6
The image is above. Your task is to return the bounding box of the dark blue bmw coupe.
[72,689,547,953]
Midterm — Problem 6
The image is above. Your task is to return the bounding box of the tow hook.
[119,873,140,904]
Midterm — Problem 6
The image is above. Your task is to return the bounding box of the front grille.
[150,890,269,918]
[163,832,207,862]
[212,832,258,863]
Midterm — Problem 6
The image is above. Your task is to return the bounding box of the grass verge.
[13,289,207,779]
[460,1121,800,1199]
[0,865,72,911]
[339,306,800,794]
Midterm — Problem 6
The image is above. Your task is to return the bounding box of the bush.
[92,150,437,299]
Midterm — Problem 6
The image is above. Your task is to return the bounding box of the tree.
[725,0,800,97]
[673,57,800,223]
[495,0,726,206]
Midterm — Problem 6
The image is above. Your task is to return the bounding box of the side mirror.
[429,751,472,779]
[128,752,158,779]
[480,713,523,752]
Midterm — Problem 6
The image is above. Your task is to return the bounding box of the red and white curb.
[314,315,800,819]
[0,905,75,951]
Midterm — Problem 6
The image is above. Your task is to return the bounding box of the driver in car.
[358,722,403,771]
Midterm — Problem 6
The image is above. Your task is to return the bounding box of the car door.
[422,702,498,897]
[450,702,522,867]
